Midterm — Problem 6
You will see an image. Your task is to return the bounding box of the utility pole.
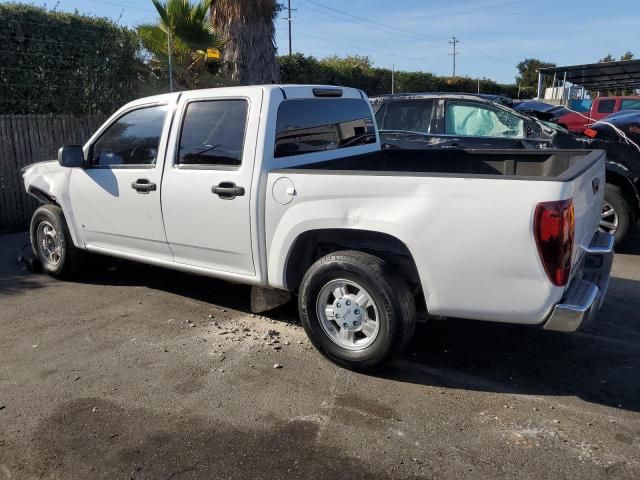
[449,36,459,78]
[287,0,293,55]
[167,29,174,93]
[391,64,395,94]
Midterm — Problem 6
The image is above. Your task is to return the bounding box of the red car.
[557,96,640,133]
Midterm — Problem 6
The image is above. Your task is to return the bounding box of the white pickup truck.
[23,85,614,369]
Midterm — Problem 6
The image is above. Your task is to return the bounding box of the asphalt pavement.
[1,231,639,479]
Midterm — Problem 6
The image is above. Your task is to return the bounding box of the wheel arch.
[29,189,84,249]
[605,166,640,216]
[283,229,422,293]
[28,186,58,205]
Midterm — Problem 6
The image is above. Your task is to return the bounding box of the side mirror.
[58,145,85,168]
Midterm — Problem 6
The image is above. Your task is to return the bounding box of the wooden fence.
[0,114,108,232]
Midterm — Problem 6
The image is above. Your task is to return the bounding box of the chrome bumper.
[544,231,614,332]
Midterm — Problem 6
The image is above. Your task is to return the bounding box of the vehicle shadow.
[383,274,640,412]
[617,230,640,254]
[72,258,640,413]
[0,233,48,297]
[2,232,639,412]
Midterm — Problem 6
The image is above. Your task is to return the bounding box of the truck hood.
[22,159,59,176]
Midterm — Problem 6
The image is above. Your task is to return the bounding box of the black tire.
[602,184,635,247]
[30,204,85,279]
[298,250,415,370]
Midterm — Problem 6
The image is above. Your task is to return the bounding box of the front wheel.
[30,204,85,279]
[298,250,415,370]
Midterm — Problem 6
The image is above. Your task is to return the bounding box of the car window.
[91,105,168,167]
[378,100,434,133]
[597,99,616,114]
[178,100,248,166]
[620,99,640,110]
[445,101,524,138]
[275,98,376,158]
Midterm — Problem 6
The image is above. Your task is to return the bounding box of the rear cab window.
[275,98,376,158]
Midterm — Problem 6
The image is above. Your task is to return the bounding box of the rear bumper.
[543,231,614,332]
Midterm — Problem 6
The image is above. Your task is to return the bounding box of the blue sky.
[6,0,638,84]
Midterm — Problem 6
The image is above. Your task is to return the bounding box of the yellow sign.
[206,48,221,59]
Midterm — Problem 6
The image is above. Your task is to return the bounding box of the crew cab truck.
[558,96,640,133]
[23,85,614,370]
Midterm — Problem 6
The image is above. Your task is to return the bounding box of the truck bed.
[283,148,603,181]
[266,146,606,324]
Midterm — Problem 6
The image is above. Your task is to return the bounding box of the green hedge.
[0,3,140,114]
[279,53,519,98]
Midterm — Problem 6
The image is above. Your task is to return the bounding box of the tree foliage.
[137,0,224,90]
[596,51,636,95]
[0,3,141,114]
[280,54,519,98]
[514,58,556,98]
[516,58,556,88]
[598,51,634,63]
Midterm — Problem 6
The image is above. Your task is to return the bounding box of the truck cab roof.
[123,85,367,110]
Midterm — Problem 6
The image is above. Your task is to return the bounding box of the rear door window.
[177,99,248,166]
[378,100,434,133]
[445,101,524,138]
[597,99,616,114]
[275,98,376,158]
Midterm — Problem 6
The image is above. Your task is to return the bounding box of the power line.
[1,16,129,37]
[457,41,517,67]
[295,0,518,74]
[299,0,447,43]
[293,30,446,64]
[0,18,212,45]
[84,0,155,13]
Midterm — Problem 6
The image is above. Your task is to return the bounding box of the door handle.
[212,181,245,200]
[131,179,156,194]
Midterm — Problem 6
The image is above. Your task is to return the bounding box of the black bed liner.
[278,148,604,182]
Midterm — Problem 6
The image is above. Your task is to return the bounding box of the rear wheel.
[30,204,85,279]
[600,184,635,246]
[298,250,415,370]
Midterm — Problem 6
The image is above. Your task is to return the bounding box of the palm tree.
[138,0,224,90]
[210,0,281,85]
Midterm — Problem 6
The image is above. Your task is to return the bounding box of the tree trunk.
[211,3,280,85]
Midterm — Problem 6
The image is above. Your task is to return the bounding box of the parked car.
[555,96,640,134]
[23,85,612,369]
[372,93,640,245]
[588,109,640,145]
[513,100,570,122]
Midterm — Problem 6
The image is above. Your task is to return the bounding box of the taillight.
[583,128,598,138]
[534,199,574,287]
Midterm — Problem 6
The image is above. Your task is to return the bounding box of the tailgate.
[570,150,606,268]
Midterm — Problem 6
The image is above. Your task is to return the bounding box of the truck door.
[160,89,262,276]
[591,98,617,123]
[69,102,173,260]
